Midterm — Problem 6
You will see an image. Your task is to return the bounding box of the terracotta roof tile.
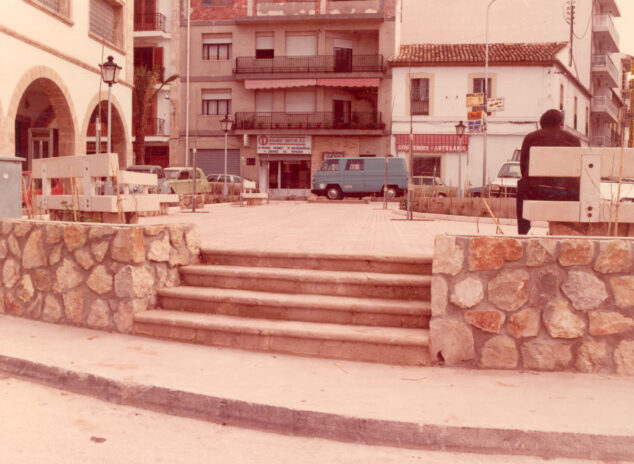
[390,42,567,66]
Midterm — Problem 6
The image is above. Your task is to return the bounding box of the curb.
[1,354,632,460]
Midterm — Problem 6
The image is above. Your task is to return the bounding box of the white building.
[390,0,622,188]
[0,0,134,169]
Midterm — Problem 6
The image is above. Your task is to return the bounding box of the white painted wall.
[391,64,590,187]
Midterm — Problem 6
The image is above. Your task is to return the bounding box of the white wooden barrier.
[523,147,634,235]
[32,154,178,223]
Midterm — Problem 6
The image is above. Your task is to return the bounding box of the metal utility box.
[0,156,26,218]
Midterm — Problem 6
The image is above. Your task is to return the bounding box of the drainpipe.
[185,0,191,167]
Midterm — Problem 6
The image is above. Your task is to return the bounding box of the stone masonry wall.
[431,235,634,375]
[0,219,200,333]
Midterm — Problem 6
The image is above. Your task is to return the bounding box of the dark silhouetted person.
[516,109,581,234]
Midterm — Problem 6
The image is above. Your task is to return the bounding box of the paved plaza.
[139,201,544,256]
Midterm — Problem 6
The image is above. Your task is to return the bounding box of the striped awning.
[395,134,470,153]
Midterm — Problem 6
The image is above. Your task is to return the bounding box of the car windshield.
[320,159,340,172]
[498,164,521,178]
[164,170,180,180]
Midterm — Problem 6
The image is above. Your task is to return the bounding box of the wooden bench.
[241,192,269,206]
[523,147,634,236]
[33,153,178,223]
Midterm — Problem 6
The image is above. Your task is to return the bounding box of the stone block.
[45,224,62,244]
[480,335,518,368]
[13,222,32,237]
[32,268,51,292]
[559,239,594,266]
[432,235,464,275]
[147,234,171,262]
[87,265,114,295]
[87,299,111,329]
[594,240,631,274]
[576,340,610,373]
[450,277,484,309]
[521,340,573,371]
[74,248,95,270]
[168,225,184,248]
[112,228,146,264]
[55,258,83,291]
[431,276,448,316]
[614,340,634,376]
[508,308,540,339]
[42,295,62,322]
[464,309,505,333]
[561,271,608,311]
[22,230,46,269]
[543,300,586,339]
[49,243,62,266]
[15,275,34,303]
[88,225,116,240]
[588,311,634,336]
[610,276,634,309]
[8,234,19,256]
[114,265,155,299]
[529,269,560,307]
[488,269,529,311]
[185,226,201,256]
[2,259,19,289]
[91,241,109,263]
[64,224,87,252]
[526,239,557,266]
[429,319,475,365]
[63,288,84,324]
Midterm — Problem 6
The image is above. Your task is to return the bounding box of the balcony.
[134,13,167,32]
[591,95,619,123]
[327,0,380,15]
[256,0,317,16]
[144,118,167,137]
[593,15,619,53]
[597,0,620,16]
[234,111,384,132]
[234,55,384,77]
[590,135,618,147]
[238,0,384,22]
[591,54,619,88]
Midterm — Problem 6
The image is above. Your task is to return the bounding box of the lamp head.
[100,56,121,86]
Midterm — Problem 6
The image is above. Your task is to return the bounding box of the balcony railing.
[234,111,383,130]
[256,0,317,16]
[590,135,618,147]
[592,54,619,86]
[145,118,167,136]
[134,13,167,33]
[410,100,430,116]
[591,96,619,122]
[235,55,384,74]
[593,14,620,51]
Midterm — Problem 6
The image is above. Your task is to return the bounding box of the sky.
[615,0,634,57]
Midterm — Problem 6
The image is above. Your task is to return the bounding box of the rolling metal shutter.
[195,149,240,176]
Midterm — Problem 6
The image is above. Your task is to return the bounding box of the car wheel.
[326,186,342,200]
[437,193,447,198]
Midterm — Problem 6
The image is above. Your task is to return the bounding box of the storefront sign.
[487,97,505,111]
[468,119,482,132]
[466,92,484,107]
[257,135,312,155]
[395,134,469,153]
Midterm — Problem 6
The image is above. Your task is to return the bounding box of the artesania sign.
[466,93,484,107]
[257,135,312,154]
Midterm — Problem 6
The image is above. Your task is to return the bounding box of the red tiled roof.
[390,42,567,66]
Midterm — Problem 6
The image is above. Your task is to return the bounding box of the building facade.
[174,0,396,197]
[1,0,134,169]
[391,0,623,188]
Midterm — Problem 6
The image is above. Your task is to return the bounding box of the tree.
[133,66,178,165]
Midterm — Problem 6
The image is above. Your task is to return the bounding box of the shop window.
[410,78,430,115]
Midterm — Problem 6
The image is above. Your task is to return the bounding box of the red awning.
[315,78,380,87]
[395,134,470,153]
[244,78,380,90]
[245,79,316,89]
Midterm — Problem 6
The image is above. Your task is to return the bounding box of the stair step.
[201,248,433,275]
[133,310,431,366]
[158,286,431,328]
[180,265,432,300]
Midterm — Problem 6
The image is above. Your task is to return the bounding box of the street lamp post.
[99,56,121,154]
[483,0,498,188]
[455,121,466,197]
[219,115,234,201]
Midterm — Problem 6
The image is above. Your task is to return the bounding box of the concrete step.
[158,286,431,328]
[179,265,432,300]
[133,310,431,366]
[200,248,433,275]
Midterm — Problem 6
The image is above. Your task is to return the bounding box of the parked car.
[312,157,408,200]
[600,177,634,203]
[21,171,63,206]
[411,176,458,197]
[470,161,521,197]
[206,174,257,191]
[164,167,211,194]
[125,165,173,194]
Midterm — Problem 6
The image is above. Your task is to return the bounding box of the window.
[473,78,492,98]
[286,33,317,56]
[285,89,316,113]
[246,158,256,166]
[321,159,340,172]
[345,159,364,171]
[202,91,231,115]
[574,96,578,130]
[410,78,430,115]
[203,36,232,61]
[202,0,234,5]
[27,0,71,19]
[256,34,274,59]
[585,106,589,136]
[559,84,564,111]
[90,0,123,47]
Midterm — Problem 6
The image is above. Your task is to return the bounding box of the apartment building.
[133,0,179,166]
[176,0,396,197]
[0,0,134,169]
[391,0,623,188]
